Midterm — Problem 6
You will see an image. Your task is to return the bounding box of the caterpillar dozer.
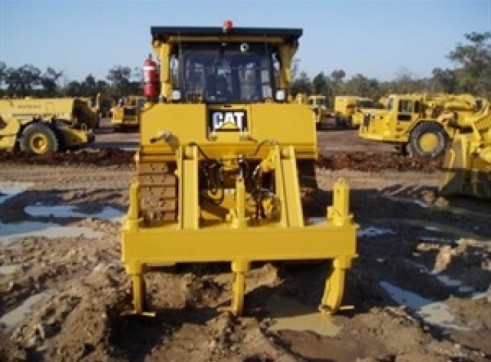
[358,93,481,157]
[0,98,95,154]
[439,99,491,198]
[121,22,357,316]
[111,95,146,130]
[295,94,332,130]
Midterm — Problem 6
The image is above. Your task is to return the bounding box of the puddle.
[0,182,33,205]
[307,217,327,226]
[0,264,21,275]
[0,221,103,246]
[431,273,476,294]
[0,290,52,330]
[358,225,395,238]
[265,295,341,337]
[374,218,483,240]
[384,195,491,219]
[437,204,491,219]
[25,204,123,223]
[424,226,442,232]
[418,236,448,243]
[402,258,475,294]
[379,281,469,331]
[384,196,429,208]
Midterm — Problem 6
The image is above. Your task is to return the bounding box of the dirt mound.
[318,152,443,172]
[0,148,443,172]
[0,149,135,167]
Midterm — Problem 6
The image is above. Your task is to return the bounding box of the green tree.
[430,67,458,93]
[447,32,491,97]
[5,64,42,96]
[39,67,63,96]
[344,73,380,97]
[312,72,330,96]
[64,80,83,97]
[107,65,142,98]
[329,69,346,95]
[0,62,6,96]
[290,71,313,96]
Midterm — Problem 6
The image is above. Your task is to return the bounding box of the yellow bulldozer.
[121,23,357,316]
[295,94,332,130]
[334,96,377,129]
[309,95,333,130]
[0,98,95,154]
[111,95,146,130]
[358,93,481,157]
[439,99,491,198]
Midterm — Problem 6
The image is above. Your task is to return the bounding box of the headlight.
[171,90,182,102]
[275,90,286,102]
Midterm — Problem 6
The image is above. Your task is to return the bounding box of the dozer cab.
[121,22,357,316]
[358,93,481,157]
[439,99,491,198]
[0,98,95,155]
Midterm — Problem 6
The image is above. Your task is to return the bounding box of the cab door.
[389,99,421,141]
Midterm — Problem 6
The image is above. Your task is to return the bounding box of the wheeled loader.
[121,23,357,316]
[0,98,94,155]
[439,100,491,198]
[358,93,482,157]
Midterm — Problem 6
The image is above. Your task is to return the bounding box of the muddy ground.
[0,126,490,362]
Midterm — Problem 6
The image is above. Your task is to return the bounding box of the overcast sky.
[1,0,490,83]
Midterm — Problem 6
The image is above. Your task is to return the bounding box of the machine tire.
[395,144,409,156]
[346,116,353,129]
[409,121,448,158]
[20,123,60,155]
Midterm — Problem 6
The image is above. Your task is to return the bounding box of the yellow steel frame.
[440,104,491,198]
[121,144,357,316]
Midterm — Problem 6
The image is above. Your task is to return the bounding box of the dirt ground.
[0,124,490,362]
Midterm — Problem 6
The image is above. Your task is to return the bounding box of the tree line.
[0,32,489,103]
[0,63,142,100]
[291,32,491,104]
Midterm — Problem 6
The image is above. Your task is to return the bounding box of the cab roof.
[151,26,303,43]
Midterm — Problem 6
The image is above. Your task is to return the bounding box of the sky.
[0,0,490,83]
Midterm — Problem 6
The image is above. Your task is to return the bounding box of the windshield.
[175,42,276,103]
[357,100,374,108]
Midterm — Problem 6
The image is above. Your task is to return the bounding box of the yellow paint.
[121,25,358,317]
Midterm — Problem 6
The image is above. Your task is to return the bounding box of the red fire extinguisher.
[143,54,159,100]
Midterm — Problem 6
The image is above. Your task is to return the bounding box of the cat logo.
[209,110,248,132]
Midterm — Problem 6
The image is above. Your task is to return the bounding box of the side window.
[398,100,412,113]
